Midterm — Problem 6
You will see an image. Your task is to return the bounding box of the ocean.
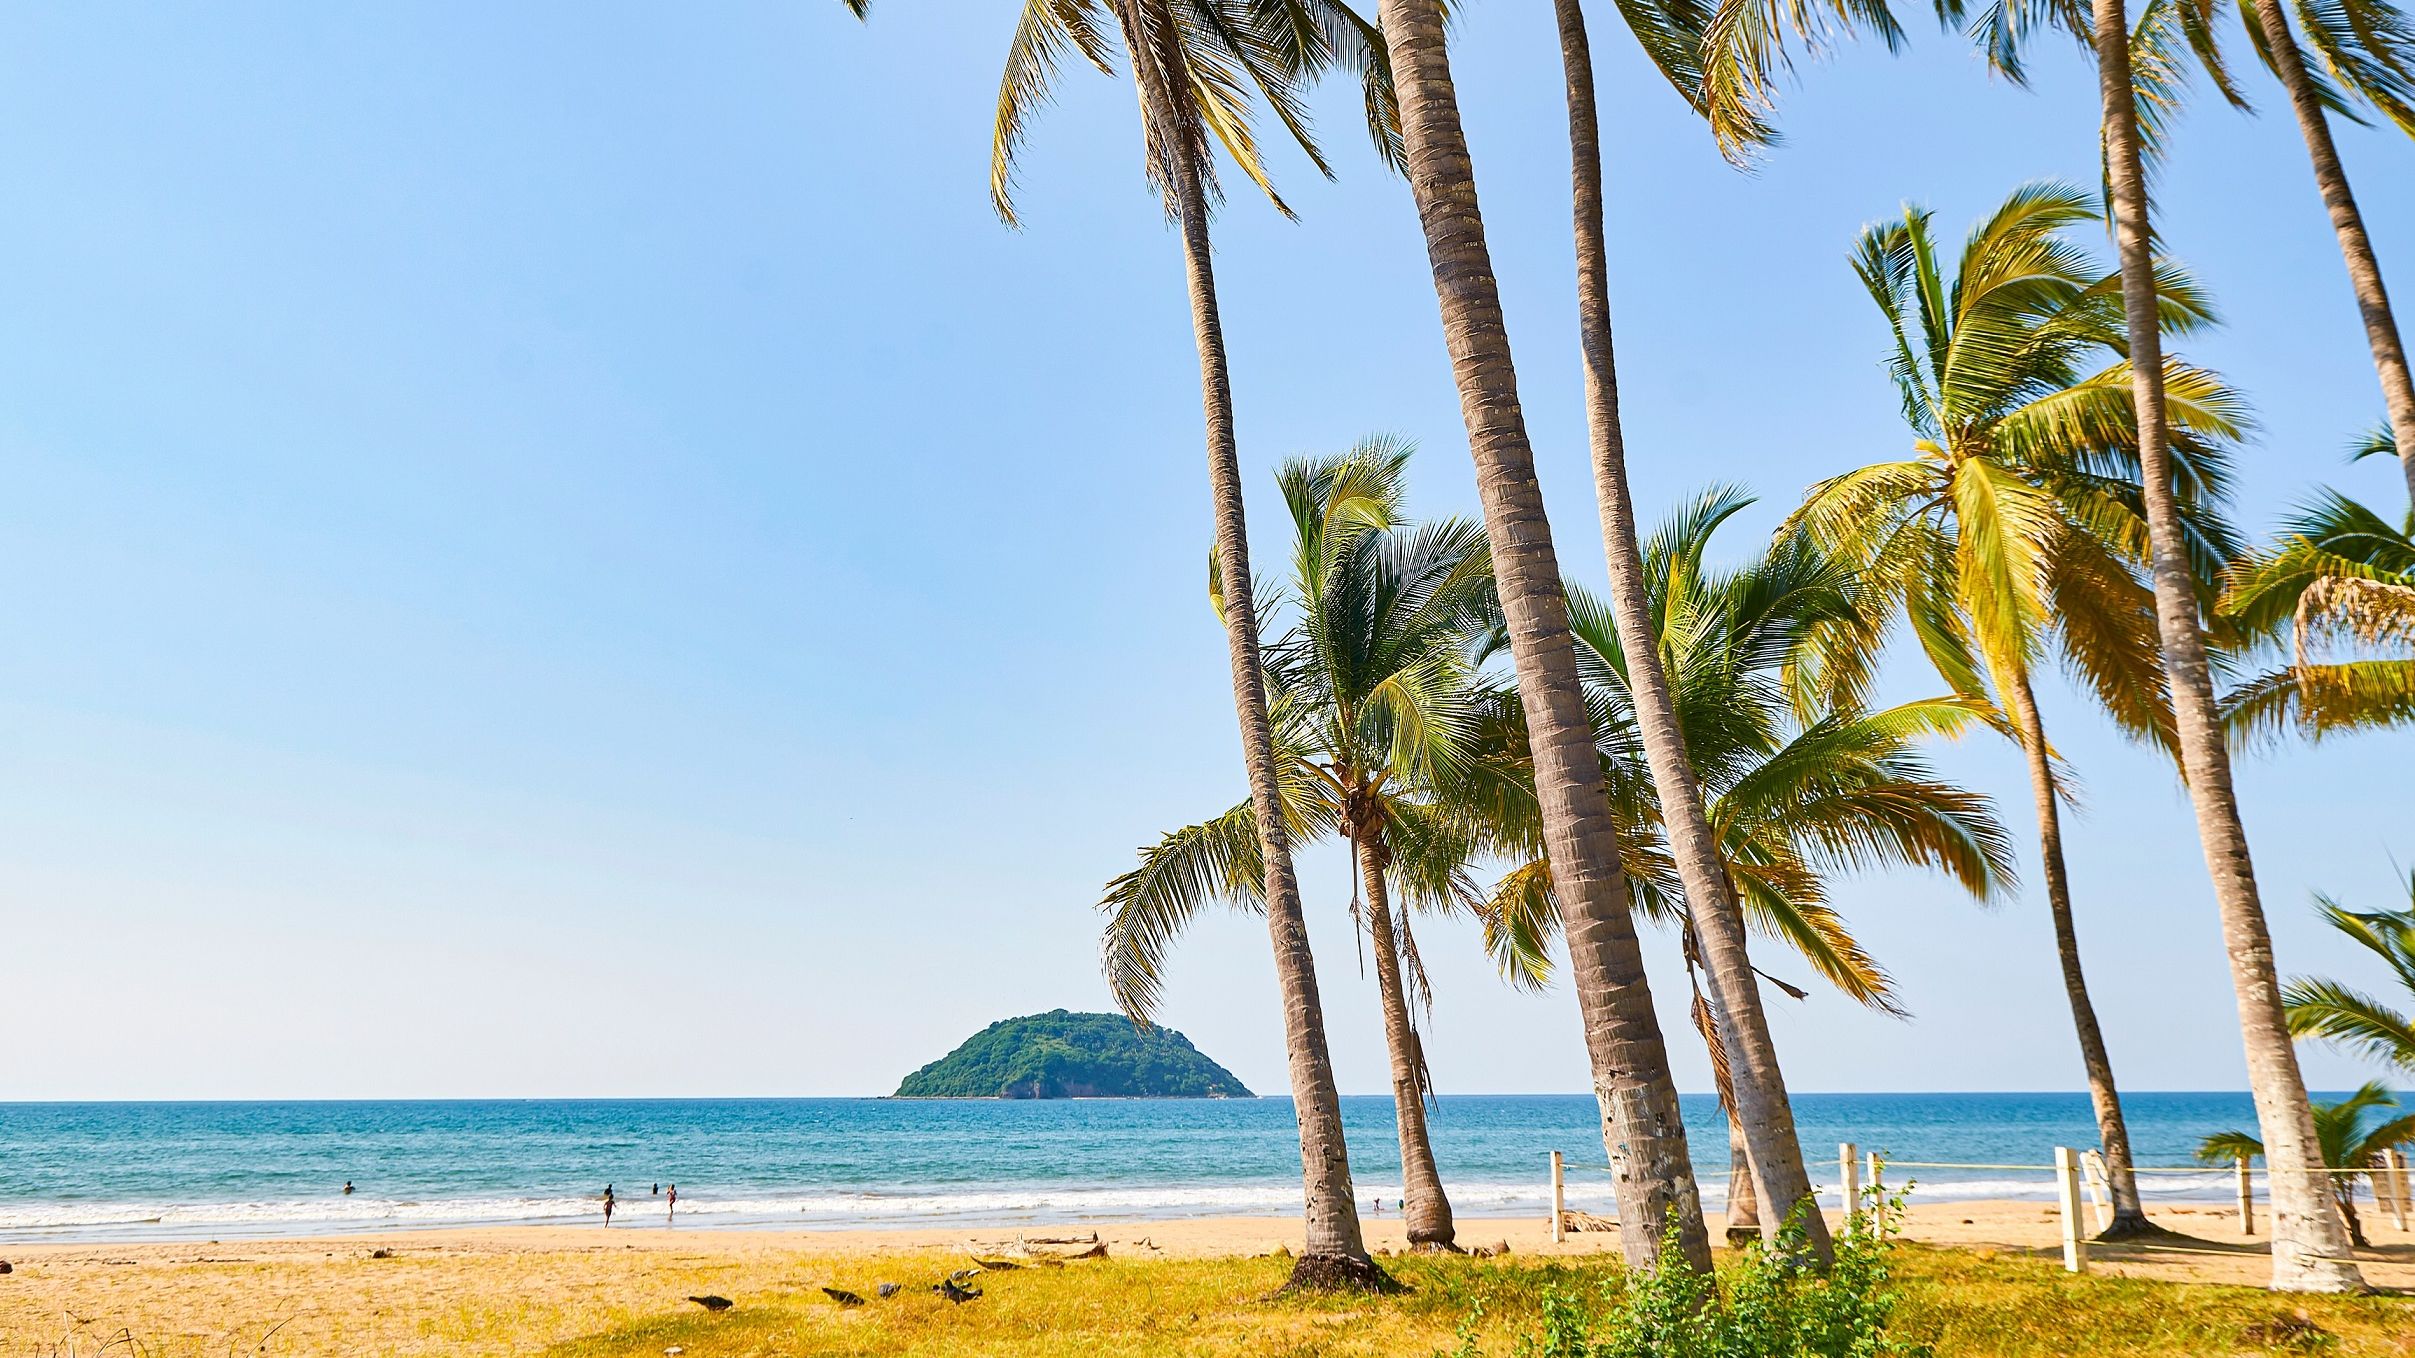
[0,1093,2289,1242]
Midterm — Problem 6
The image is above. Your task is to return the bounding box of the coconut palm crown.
[1098,437,1501,1250]
[1789,181,2245,737]
[1475,488,2017,1011]
[836,0,1399,226]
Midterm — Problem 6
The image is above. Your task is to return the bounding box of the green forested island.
[894,1010,1253,1099]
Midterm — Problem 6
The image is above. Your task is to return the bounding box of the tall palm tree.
[1547,0,1911,1264]
[2223,490,2415,738]
[2282,875,2415,1076]
[1789,183,2246,1238]
[840,0,1397,1287]
[1941,0,2369,1291]
[2147,0,2415,509]
[1100,439,1498,1251]
[1476,490,2017,1239]
[1369,0,1709,1271]
[2200,1083,2415,1247]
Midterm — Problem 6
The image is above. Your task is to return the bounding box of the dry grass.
[4,1234,2410,1357]
[540,1248,2415,1358]
[1888,1244,2415,1357]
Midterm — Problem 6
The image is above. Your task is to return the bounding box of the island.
[894,1010,1254,1099]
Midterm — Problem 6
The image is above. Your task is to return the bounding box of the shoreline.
[0,1176,2261,1247]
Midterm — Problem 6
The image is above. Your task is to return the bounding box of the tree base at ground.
[2092,1213,2164,1242]
[1274,1253,1403,1295]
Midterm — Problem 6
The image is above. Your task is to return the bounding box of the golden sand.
[0,1202,2408,1356]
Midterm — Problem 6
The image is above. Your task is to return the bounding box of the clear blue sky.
[1,3,2406,1100]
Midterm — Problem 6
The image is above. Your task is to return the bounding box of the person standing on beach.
[602,1184,615,1226]
[666,1184,677,1224]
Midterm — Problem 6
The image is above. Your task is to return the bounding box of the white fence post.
[2081,1149,2112,1233]
[2381,1148,2408,1233]
[1550,1150,1566,1244]
[2236,1157,2256,1237]
[1839,1142,1860,1234]
[1864,1151,1885,1238]
[2055,1146,2088,1274]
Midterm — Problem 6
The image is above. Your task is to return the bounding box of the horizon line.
[0,1088,2378,1106]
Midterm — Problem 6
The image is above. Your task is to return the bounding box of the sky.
[0,3,2408,1102]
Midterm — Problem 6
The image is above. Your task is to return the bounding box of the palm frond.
[2283,976,2415,1071]
[2287,0,2415,135]
[1694,0,1905,162]
[1098,801,1269,1020]
[1477,858,1561,992]
[991,0,1122,226]
[2196,1128,2267,1163]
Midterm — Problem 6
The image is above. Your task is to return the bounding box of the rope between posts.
[1862,1161,2054,1172]
[1562,1164,1737,1177]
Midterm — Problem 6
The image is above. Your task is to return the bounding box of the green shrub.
[1479,1192,1930,1358]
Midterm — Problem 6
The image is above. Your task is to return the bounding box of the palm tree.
[2223,490,2415,739]
[1937,0,2369,1291]
[1368,0,1709,1271]
[2200,1083,2415,1247]
[839,0,1397,1287]
[1789,182,2247,1238]
[1476,491,2016,1239]
[2145,0,2415,509]
[1100,439,1499,1251]
[1547,0,1912,1264]
[2283,876,2415,1076]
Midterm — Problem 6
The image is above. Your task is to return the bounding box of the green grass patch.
[1887,1244,2415,1356]
[541,1247,2414,1358]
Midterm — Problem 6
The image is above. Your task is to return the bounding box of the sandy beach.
[3,1202,2410,1356]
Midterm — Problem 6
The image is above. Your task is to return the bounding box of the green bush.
[1461,1192,1930,1358]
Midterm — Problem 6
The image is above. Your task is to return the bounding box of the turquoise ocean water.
[0,1094,2300,1241]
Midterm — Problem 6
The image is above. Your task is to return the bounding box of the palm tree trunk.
[1550,0,1828,1266]
[1355,832,1457,1249]
[1110,0,1376,1287]
[2089,0,2365,1292]
[2338,1188,2368,1249]
[2246,1,2415,510]
[1724,1117,1761,1245]
[2000,668,2150,1235]
[1374,0,1710,1274]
